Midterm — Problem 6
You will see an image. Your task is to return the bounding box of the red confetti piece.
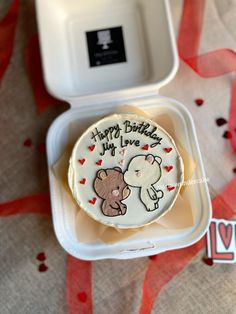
[216,118,227,127]
[0,0,20,83]
[194,98,204,106]
[25,34,64,113]
[38,142,46,153]
[88,197,97,205]
[88,145,95,152]
[165,166,173,173]
[78,159,85,165]
[164,148,172,153]
[79,178,86,185]
[23,138,32,147]
[167,185,175,192]
[142,144,149,151]
[96,160,102,166]
[38,263,48,272]
[77,292,87,303]
[36,252,46,262]
[202,257,214,266]
[223,131,232,139]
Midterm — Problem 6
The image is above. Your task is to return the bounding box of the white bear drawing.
[124,154,164,212]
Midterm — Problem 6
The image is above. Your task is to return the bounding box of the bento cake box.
[36,0,212,260]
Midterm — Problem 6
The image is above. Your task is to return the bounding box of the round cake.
[68,113,184,228]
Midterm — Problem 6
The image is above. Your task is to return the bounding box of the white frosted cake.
[68,113,184,228]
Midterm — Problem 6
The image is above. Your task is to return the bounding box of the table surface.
[0,0,236,313]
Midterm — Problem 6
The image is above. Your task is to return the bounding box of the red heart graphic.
[165,166,173,172]
[36,252,46,262]
[167,185,175,192]
[78,159,85,165]
[77,292,87,303]
[38,263,48,272]
[89,197,97,205]
[79,178,86,185]
[218,223,232,249]
[164,148,172,153]
[88,145,95,151]
[96,160,102,166]
[142,144,149,151]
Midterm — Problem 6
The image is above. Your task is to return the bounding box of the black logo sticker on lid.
[86,26,127,67]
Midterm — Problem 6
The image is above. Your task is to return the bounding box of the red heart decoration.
[195,98,204,106]
[165,166,173,172]
[78,159,85,165]
[77,292,87,303]
[167,185,175,192]
[218,223,232,249]
[36,252,46,262]
[23,138,32,147]
[79,178,86,185]
[38,263,48,272]
[164,148,172,153]
[142,144,149,151]
[96,160,102,166]
[88,145,95,151]
[89,197,97,205]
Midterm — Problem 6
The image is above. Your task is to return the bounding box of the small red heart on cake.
[78,159,85,165]
[96,159,102,166]
[195,98,204,106]
[164,148,172,153]
[79,178,86,185]
[167,185,175,191]
[165,166,173,172]
[142,144,149,151]
[88,144,95,151]
[89,197,97,205]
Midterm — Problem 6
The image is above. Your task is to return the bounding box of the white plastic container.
[36,0,212,260]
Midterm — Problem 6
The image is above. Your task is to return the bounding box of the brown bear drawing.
[94,167,131,217]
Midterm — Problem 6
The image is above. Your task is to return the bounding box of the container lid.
[36,0,179,107]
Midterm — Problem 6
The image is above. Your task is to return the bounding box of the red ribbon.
[67,256,93,314]
[24,34,65,113]
[0,0,20,84]
[178,0,236,151]
[0,193,51,216]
